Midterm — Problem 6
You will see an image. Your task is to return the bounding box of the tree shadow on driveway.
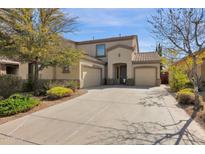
[86,116,205,145]
[86,89,205,145]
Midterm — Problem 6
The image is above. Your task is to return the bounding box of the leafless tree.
[148,8,205,144]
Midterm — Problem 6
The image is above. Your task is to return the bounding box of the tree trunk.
[33,57,39,96]
[192,54,201,111]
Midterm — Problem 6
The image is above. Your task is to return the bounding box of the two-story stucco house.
[0,35,161,88]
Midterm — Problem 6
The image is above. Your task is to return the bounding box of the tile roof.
[82,55,106,65]
[132,52,161,63]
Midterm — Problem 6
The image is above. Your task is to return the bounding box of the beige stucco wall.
[55,63,80,80]
[18,63,55,80]
[61,39,76,49]
[107,47,133,79]
[77,39,137,63]
[0,64,6,75]
[39,64,80,80]
[17,62,80,80]
[39,66,54,79]
[18,63,29,79]
[132,63,160,79]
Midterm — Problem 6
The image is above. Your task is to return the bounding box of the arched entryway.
[113,63,127,84]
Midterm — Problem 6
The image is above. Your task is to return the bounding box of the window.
[62,66,70,73]
[96,44,106,57]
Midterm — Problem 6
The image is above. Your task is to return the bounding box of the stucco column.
[108,63,113,79]
[126,63,132,79]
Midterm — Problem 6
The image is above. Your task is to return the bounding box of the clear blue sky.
[63,9,158,52]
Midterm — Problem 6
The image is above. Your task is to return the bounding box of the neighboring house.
[0,35,161,88]
[173,49,205,82]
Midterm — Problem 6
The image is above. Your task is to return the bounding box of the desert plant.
[47,86,73,99]
[0,75,23,98]
[0,94,40,116]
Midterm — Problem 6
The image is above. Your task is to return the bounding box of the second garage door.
[135,67,156,86]
[81,66,101,88]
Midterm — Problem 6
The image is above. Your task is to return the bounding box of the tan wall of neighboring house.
[107,47,133,79]
[77,39,137,62]
[174,58,205,82]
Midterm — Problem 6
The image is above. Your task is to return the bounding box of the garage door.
[81,66,101,88]
[135,67,156,86]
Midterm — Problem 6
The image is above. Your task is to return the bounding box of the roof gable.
[107,44,134,52]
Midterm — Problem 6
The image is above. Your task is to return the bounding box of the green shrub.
[66,80,79,91]
[34,80,50,96]
[0,94,40,116]
[0,75,23,98]
[169,66,189,92]
[202,81,205,86]
[0,96,4,100]
[184,81,194,89]
[22,80,33,92]
[47,86,73,99]
[176,88,204,106]
[178,88,194,93]
[126,79,134,86]
[176,88,196,105]
[34,80,71,96]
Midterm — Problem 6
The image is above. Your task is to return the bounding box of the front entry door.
[120,65,127,84]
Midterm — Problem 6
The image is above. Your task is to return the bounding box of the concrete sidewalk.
[0,85,205,144]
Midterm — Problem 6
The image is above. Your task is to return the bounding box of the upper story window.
[96,44,106,57]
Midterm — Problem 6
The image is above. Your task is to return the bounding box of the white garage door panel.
[82,66,101,88]
[135,68,156,86]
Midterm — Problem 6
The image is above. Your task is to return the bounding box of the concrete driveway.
[0,85,205,145]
